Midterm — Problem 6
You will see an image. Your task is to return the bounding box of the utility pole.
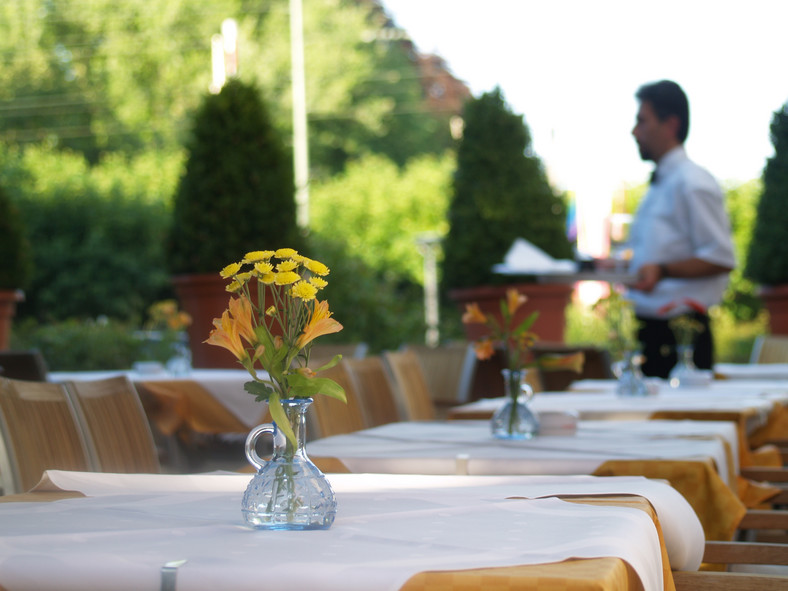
[290,0,310,230]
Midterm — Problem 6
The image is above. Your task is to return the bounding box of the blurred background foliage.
[0,0,770,368]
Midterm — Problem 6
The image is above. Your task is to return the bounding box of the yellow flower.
[236,271,253,285]
[274,271,300,285]
[309,276,328,289]
[254,261,274,275]
[303,258,330,276]
[265,305,277,317]
[259,272,276,285]
[462,302,487,324]
[505,288,527,315]
[220,262,242,278]
[276,259,299,272]
[243,250,274,263]
[226,279,243,293]
[538,351,585,373]
[275,248,298,259]
[291,280,318,301]
[296,300,343,348]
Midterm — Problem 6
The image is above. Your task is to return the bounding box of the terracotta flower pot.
[0,290,24,351]
[172,274,238,369]
[759,284,788,335]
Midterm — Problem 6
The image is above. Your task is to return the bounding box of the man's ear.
[663,114,681,141]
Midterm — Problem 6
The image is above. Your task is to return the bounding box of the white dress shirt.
[627,146,736,318]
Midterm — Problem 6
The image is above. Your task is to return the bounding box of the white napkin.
[492,238,577,274]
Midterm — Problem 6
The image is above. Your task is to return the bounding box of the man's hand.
[632,263,661,292]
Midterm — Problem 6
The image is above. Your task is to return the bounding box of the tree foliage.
[441,88,572,292]
[310,152,454,281]
[168,79,299,275]
[745,103,788,286]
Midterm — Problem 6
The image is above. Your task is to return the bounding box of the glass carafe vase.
[669,344,697,388]
[491,368,539,439]
[242,397,336,530]
[614,350,649,397]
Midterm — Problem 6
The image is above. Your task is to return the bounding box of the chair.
[65,376,161,474]
[309,342,368,363]
[342,357,401,427]
[531,343,613,391]
[750,335,788,364]
[309,362,366,439]
[383,350,436,421]
[673,536,788,589]
[404,342,477,407]
[0,377,93,494]
[0,350,49,381]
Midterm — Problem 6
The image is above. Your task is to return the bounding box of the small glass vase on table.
[462,288,584,440]
[659,299,711,389]
[491,368,539,439]
[205,248,346,530]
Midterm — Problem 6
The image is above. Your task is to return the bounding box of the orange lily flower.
[296,300,343,349]
[462,302,487,324]
[473,338,495,360]
[505,288,526,315]
[204,310,247,361]
[229,295,256,345]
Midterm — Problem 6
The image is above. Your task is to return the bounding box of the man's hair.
[636,80,689,143]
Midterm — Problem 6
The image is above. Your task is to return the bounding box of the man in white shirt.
[628,80,736,378]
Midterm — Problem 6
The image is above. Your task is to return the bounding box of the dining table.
[305,418,746,541]
[0,469,705,591]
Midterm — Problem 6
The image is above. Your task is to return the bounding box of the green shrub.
[167,79,299,275]
[12,317,142,371]
[746,102,788,285]
[441,88,572,292]
[0,182,32,290]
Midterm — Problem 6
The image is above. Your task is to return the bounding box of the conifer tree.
[441,88,571,292]
[746,103,788,285]
[168,79,299,274]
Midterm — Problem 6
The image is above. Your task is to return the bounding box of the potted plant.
[167,79,300,367]
[745,101,788,334]
[442,88,574,345]
[0,183,32,350]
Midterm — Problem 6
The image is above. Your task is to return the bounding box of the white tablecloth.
[0,471,704,591]
[715,362,788,381]
[49,369,262,428]
[306,420,736,489]
[453,382,783,434]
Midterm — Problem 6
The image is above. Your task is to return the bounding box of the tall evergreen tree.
[441,88,571,292]
[167,79,298,274]
[745,103,788,285]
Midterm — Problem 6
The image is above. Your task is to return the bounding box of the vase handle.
[245,423,276,472]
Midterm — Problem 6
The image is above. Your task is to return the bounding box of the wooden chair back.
[309,342,368,363]
[404,343,476,406]
[65,376,161,473]
[0,377,93,494]
[309,362,366,438]
[383,350,435,421]
[342,356,401,427]
[750,335,788,364]
[0,350,49,381]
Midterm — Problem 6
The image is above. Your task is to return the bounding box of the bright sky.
[382,0,788,199]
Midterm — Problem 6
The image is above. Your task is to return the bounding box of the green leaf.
[313,354,342,372]
[512,310,539,336]
[244,380,275,402]
[287,372,347,403]
[267,391,297,448]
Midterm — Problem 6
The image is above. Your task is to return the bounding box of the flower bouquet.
[462,288,584,438]
[593,286,648,396]
[206,248,346,529]
[658,298,710,388]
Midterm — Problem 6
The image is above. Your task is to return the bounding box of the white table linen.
[306,420,736,490]
[714,362,788,381]
[0,471,705,591]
